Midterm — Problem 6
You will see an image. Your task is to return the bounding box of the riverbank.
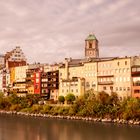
[0,110,140,126]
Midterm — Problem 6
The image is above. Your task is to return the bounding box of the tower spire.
[85,34,99,58]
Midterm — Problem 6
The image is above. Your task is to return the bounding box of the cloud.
[0,0,140,63]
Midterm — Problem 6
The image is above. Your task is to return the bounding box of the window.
[119,69,121,73]
[76,89,78,93]
[127,87,130,91]
[86,82,90,87]
[132,68,137,72]
[36,78,39,83]
[92,82,96,87]
[125,61,127,65]
[42,89,46,93]
[71,89,73,92]
[36,73,39,78]
[127,68,130,72]
[103,86,106,90]
[123,68,126,73]
[134,90,140,93]
[44,84,47,87]
[35,85,38,89]
[120,77,122,82]
[89,42,92,48]
[120,87,122,91]
[110,86,113,90]
[117,62,120,66]
[127,77,130,81]
[116,87,118,91]
[51,95,54,99]
[123,77,126,82]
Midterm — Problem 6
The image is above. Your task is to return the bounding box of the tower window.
[89,42,92,48]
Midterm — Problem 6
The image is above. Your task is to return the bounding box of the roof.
[85,34,97,41]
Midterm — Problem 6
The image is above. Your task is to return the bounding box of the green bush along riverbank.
[0,91,140,124]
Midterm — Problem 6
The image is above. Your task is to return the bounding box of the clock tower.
[85,34,99,58]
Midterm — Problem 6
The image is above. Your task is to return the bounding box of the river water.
[0,114,140,140]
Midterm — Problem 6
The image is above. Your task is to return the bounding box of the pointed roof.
[85,34,97,41]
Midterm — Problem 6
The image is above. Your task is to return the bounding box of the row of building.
[0,34,140,100]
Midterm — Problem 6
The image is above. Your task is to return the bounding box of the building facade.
[0,69,10,93]
[41,70,59,100]
[11,66,29,96]
[59,77,85,98]
[0,54,4,68]
[131,66,140,98]
[5,46,27,69]
[58,34,140,99]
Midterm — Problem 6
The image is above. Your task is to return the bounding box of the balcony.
[133,82,140,86]
[132,71,140,77]
[97,75,114,78]
[98,81,113,85]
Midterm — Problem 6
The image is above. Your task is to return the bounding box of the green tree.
[65,93,76,104]
[58,96,65,104]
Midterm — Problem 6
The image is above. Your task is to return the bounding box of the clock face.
[89,51,91,55]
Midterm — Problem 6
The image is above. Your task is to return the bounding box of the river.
[0,114,140,140]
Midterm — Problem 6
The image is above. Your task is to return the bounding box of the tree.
[122,98,140,120]
[65,93,76,104]
[58,96,65,104]
[97,91,110,105]
[84,89,96,100]
[109,92,119,106]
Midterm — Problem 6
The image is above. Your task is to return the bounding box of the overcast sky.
[0,0,140,64]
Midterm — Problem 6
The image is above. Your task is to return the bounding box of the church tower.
[85,34,99,58]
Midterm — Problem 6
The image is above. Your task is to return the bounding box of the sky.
[0,0,140,64]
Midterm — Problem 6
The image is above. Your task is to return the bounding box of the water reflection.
[0,115,140,140]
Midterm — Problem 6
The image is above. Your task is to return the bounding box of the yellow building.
[59,56,138,99]
[113,57,132,98]
[96,57,132,98]
[10,67,15,84]
[59,77,85,97]
[12,65,29,96]
[14,66,28,82]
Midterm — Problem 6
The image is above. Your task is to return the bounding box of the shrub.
[41,105,52,114]
[20,108,31,113]
[30,104,42,113]
[10,104,22,111]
